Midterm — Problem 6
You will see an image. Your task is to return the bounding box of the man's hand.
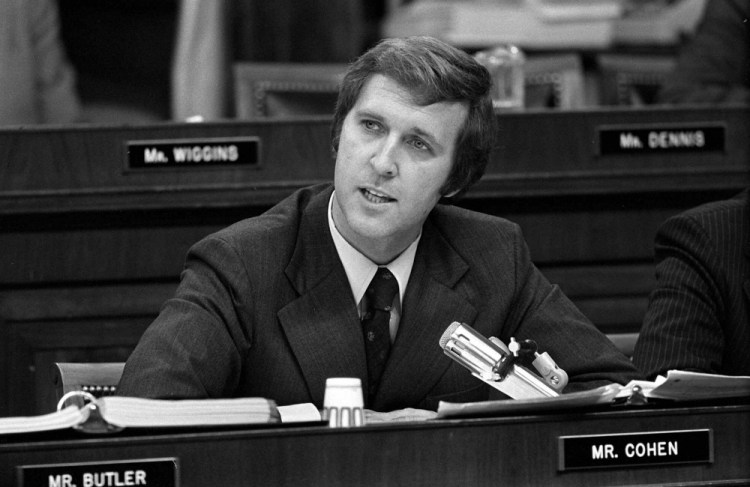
[364,408,437,423]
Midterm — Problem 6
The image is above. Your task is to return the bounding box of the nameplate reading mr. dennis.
[558,429,713,471]
[126,137,260,170]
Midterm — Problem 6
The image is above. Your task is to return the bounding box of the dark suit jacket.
[657,0,750,105]
[119,184,639,410]
[633,190,750,378]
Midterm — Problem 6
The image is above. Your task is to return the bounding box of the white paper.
[278,403,322,423]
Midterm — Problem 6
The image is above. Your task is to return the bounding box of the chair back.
[597,54,676,106]
[524,54,586,109]
[53,362,125,405]
[234,62,347,119]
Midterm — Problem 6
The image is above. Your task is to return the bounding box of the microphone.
[439,321,567,399]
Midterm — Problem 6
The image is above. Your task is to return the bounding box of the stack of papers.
[438,370,750,419]
[98,396,279,428]
[618,370,750,402]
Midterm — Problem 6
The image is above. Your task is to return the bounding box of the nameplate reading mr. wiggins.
[17,458,178,487]
[598,124,725,155]
[126,137,260,170]
[558,429,713,471]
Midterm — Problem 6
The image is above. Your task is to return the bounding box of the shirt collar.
[328,191,419,306]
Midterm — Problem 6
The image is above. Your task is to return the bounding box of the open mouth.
[361,188,395,204]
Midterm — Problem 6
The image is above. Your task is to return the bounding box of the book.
[437,370,750,419]
[0,394,279,435]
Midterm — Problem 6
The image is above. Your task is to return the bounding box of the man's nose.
[370,137,399,176]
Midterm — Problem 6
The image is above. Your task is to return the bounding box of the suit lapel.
[374,217,477,410]
[277,194,479,409]
[278,188,367,406]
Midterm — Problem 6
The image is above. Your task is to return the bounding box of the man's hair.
[331,36,496,199]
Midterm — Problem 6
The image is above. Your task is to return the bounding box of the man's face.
[332,74,469,263]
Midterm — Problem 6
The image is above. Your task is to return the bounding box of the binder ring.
[57,390,97,412]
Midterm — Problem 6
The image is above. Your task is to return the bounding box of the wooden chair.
[524,54,586,109]
[233,55,586,116]
[53,362,125,407]
[597,54,677,106]
[233,62,348,119]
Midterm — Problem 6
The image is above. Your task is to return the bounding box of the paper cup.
[323,377,365,427]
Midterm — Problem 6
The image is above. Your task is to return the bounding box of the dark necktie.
[361,267,399,405]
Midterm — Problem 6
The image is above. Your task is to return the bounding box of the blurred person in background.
[658,0,749,105]
[0,0,82,125]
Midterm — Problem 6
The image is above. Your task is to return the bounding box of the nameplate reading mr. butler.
[17,458,178,487]
[126,137,260,170]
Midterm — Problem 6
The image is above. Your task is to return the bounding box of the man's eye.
[410,138,430,152]
[363,120,381,131]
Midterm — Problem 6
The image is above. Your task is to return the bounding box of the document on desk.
[277,403,322,423]
[638,370,750,402]
[438,370,750,419]
[437,384,621,419]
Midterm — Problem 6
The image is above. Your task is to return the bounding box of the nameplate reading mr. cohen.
[558,429,713,471]
[127,137,260,169]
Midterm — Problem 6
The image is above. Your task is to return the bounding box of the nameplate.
[126,137,260,170]
[558,429,713,471]
[598,124,725,155]
[17,458,178,487]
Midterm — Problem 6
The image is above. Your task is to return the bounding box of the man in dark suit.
[633,190,750,379]
[118,37,639,420]
[657,0,749,105]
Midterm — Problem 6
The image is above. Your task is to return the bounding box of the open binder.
[0,391,279,435]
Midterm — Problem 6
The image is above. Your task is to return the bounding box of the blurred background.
[4,0,737,127]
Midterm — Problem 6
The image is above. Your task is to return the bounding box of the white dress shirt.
[328,192,419,342]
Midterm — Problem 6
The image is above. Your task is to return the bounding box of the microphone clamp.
[439,322,568,399]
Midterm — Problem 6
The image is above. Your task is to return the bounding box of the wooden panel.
[1,319,151,416]
[0,284,175,322]
[541,264,656,297]
[1,405,748,486]
[1,219,225,285]
[0,119,334,214]
[1,107,747,417]
[0,284,173,416]
[541,264,654,331]
[460,189,741,264]
[478,106,749,193]
[1,107,747,215]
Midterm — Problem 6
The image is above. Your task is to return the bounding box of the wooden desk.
[1,107,748,416]
[1,404,748,486]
